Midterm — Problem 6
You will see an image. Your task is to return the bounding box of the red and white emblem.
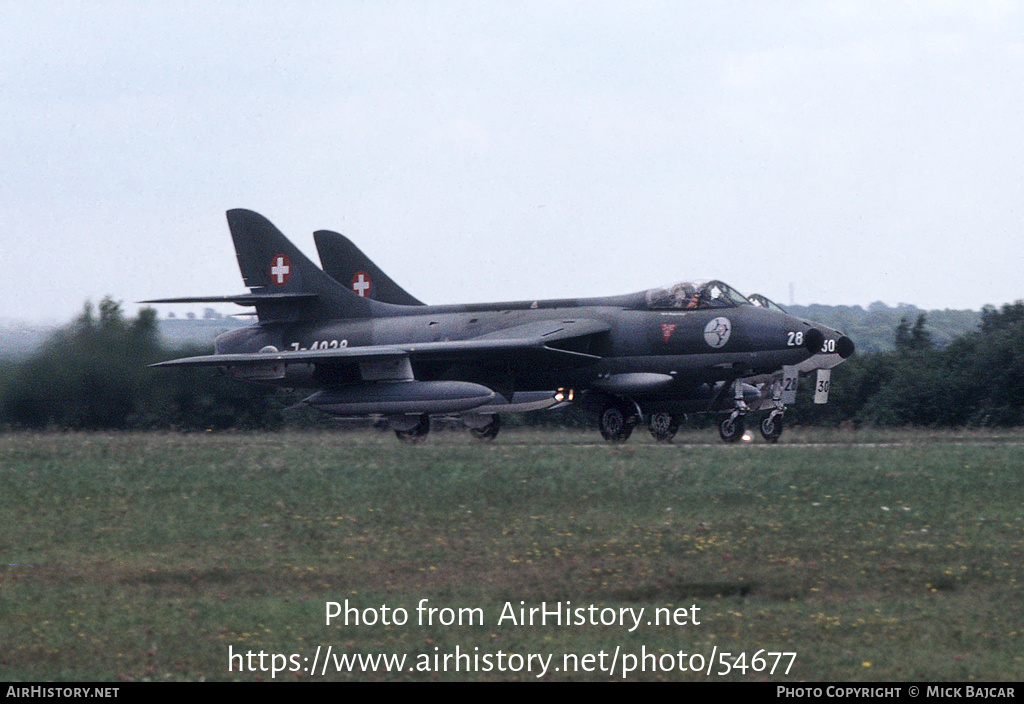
[269,254,291,287]
[352,271,372,298]
[704,317,732,348]
[661,323,677,343]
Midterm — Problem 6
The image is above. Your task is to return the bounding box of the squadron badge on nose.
[703,317,731,348]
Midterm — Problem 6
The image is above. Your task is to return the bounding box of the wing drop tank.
[302,381,495,415]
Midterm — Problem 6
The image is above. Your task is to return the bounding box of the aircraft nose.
[837,335,855,359]
[804,328,825,355]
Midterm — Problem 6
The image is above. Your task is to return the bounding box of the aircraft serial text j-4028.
[147,209,854,444]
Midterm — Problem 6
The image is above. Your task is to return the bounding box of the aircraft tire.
[719,414,745,443]
[648,412,679,443]
[395,414,430,444]
[470,415,501,442]
[599,404,633,443]
[760,414,783,443]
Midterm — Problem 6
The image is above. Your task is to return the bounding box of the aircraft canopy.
[747,293,788,313]
[645,280,751,310]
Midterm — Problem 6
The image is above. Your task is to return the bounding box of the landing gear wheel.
[760,413,783,443]
[470,415,501,442]
[648,412,679,443]
[395,414,430,444]
[719,414,745,443]
[599,404,634,443]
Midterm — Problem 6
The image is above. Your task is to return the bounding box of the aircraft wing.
[472,318,608,342]
[151,318,609,369]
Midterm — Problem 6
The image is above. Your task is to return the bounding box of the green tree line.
[0,298,313,431]
[1,298,1022,431]
[794,304,1024,427]
[787,302,980,353]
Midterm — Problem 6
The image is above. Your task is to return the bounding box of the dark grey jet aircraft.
[311,230,853,442]
[148,210,854,443]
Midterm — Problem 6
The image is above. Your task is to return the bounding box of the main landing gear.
[648,411,681,443]
[598,402,637,443]
[469,414,501,442]
[394,414,430,444]
[393,413,503,443]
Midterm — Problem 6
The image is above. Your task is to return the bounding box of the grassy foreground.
[1,428,1022,681]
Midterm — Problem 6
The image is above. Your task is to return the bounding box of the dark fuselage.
[214,292,826,413]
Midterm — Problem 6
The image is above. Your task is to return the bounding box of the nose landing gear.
[759,410,784,443]
[719,412,745,442]
[720,376,787,444]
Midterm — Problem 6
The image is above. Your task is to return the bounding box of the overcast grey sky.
[3,1,1023,323]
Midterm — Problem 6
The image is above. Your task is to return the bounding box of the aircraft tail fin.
[226,209,382,322]
[314,230,425,306]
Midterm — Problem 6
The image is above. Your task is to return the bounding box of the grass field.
[1,428,1022,681]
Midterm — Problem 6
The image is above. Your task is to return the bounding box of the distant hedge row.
[794,304,1024,427]
[0,298,317,431]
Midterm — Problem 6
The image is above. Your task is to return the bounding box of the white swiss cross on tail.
[269,254,291,287]
[351,271,372,298]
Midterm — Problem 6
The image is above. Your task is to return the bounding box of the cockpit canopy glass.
[748,293,788,313]
[645,280,751,310]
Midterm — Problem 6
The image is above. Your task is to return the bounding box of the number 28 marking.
[788,332,837,354]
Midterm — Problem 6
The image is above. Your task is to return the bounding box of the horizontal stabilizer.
[141,292,318,306]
